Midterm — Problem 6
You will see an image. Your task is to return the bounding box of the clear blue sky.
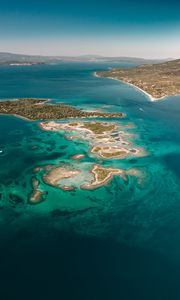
[0,0,179,58]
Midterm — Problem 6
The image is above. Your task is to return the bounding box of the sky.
[0,0,179,58]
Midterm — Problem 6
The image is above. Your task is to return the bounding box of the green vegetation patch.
[92,146,101,153]
[82,122,116,134]
[101,150,127,158]
[95,168,111,182]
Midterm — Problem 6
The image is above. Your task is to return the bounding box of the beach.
[94,71,160,101]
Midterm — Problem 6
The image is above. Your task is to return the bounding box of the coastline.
[94,71,165,102]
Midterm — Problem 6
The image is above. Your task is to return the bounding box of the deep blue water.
[0,63,180,300]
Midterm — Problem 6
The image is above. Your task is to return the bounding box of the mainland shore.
[94,71,159,101]
[95,59,180,101]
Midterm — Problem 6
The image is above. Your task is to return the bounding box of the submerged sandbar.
[43,166,80,189]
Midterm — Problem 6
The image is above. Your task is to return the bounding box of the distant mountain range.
[0,52,173,65]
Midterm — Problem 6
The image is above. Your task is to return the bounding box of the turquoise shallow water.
[0,63,180,299]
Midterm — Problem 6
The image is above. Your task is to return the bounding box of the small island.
[81,164,125,189]
[96,59,180,100]
[29,177,47,204]
[0,98,124,120]
[40,121,145,160]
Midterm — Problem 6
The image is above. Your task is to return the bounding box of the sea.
[0,62,180,300]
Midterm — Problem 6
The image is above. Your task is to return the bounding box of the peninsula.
[97,59,180,100]
[0,98,124,120]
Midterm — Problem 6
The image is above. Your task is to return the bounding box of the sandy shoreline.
[94,71,166,102]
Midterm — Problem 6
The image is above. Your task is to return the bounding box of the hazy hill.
[0,52,172,65]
